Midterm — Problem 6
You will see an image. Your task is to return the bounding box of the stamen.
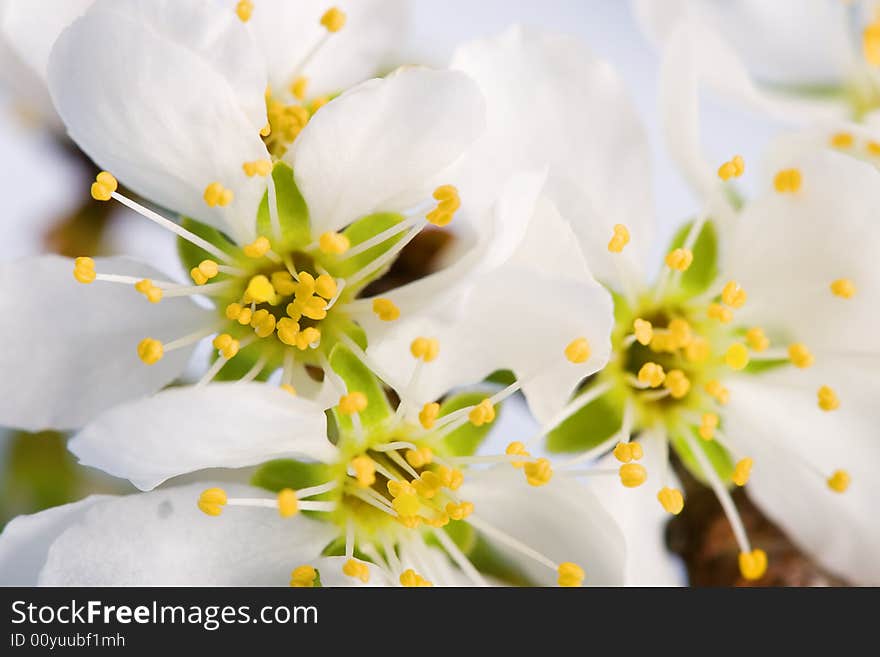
[320,7,347,32]
[864,19,880,66]
[343,224,422,288]
[137,338,164,365]
[431,528,487,586]
[732,458,753,486]
[829,132,854,149]
[707,303,733,323]
[607,223,630,253]
[738,549,768,581]
[773,168,802,194]
[830,278,856,299]
[717,155,745,180]
[704,380,730,405]
[203,182,234,207]
[817,385,840,411]
[699,412,719,440]
[318,231,351,255]
[73,257,96,283]
[235,0,253,22]
[350,456,376,488]
[410,337,440,362]
[197,488,227,516]
[342,559,370,583]
[665,248,693,272]
[467,399,496,427]
[788,343,814,368]
[745,327,769,352]
[242,159,272,177]
[290,565,317,588]
[618,463,647,488]
[557,562,585,587]
[827,470,850,493]
[724,343,750,370]
[399,568,432,587]
[633,318,653,345]
[564,337,592,364]
[426,185,460,226]
[291,76,309,101]
[657,487,684,515]
[338,216,423,261]
[612,441,643,463]
[721,280,747,308]
[664,369,691,399]
[638,362,666,388]
[523,458,553,487]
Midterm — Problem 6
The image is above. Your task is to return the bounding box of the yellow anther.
[724,343,749,371]
[90,171,117,201]
[311,96,329,112]
[386,480,415,499]
[405,446,433,469]
[722,280,747,308]
[314,274,337,300]
[613,442,643,463]
[830,132,854,149]
[276,317,301,346]
[633,318,653,346]
[817,385,840,411]
[137,338,164,365]
[73,256,96,284]
[732,457,753,486]
[607,224,631,253]
[410,337,440,362]
[746,327,769,352]
[446,501,474,521]
[244,274,276,305]
[280,383,297,396]
[557,562,585,587]
[190,268,208,286]
[707,302,733,324]
[292,294,327,321]
[827,470,850,493]
[397,515,422,529]
[339,391,368,415]
[294,326,320,350]
[830,278,856,299]
[564,337,592,364]
[191,259,219,286]
[738,549,767,581]
[506,441,530,468]
[292,272,316,300]
[249,308,275,336]
[320,7,346,32]
[665,248,694,272]
[134,279,163,303]
[440,466,465,491]
[269,271,296,296]
[664,369,691,399]
[704,380,730,405]
[788,343,814,369]
[418,402,440,429]
[657,487,685,515]
[685,336,711,363]
[391,490,421,517]
[342,559,370,583]
[868,140,880,157]
[468,399,495,427]
[242,159,272,177]
[717,155,745,181]
[197,488,227,516]
[277,488,299,517]
[523,458,553,487]
[399,569,432,587]
[260,122,271,137]
[668,318,693,348]
[638,362,666,388]
[318,231,350,255]
[699,412,719,440]
[212,333,240,359]
[350,456,375,488]
[372,297,400,322]
[649,332,674,353]
[243,236,271,258]
[426,185,460,226]
[291,76,309,101]
[203,181,234,207]
[235,0,253,22]
[413,471,444,498]
[864,20,880,66]
[619,463,648,488]
[773,168,802,194]
[289,565,317,588]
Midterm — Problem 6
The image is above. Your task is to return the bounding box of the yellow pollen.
[90,171,117,201]
[668,318,693,348]
[868,140,880,157]
[339,391,368,415]
[296,326,321,350]
[707,303,733,324]
[418,402,440,429]
[391,490,421,517]
[699,412,719,440]
[817,385,840,411]
[665,247,694,272]
[664,369,691,399]
[732,457,753,486]
[291,76,309,101]
[137,338,163,365]
[738,549,767,581]
[638,362,666,388]
[250,309,277,338]
[864,20,880,66]
[399,569,432,587]
[685,336,711,363]
[830,278,856,299]
[830,132,854,149]
[557,562,585,587]
[73,256,96,284]
[619,463,647,488]
[197,488,227,516]
[827,470,850,493]
[405,447,433,469]
[446,501,474,521]
[350,456,375,488]
[320,7,346,32]
[721,280,747,308]
[724,343,749,370]
[318,231,350,255]
[426,185,460,226]
[607,224,631,253]
[613,441,643,463]
[190,259,220,286]
[314,274,337,300]
[372,298,400,322]
[235,0,253,22]
[342,559,370,583]
[410,337,440,362]
[280,383,297,396]
[773,168,802,194]
[245,274,276,304]
[243,236,271,258]
[523,458,553,487]
[717,154,745,180]
[134,278,163,303]
[289,565,317,588]
[277,488,299,517]
[292,271,316,299]
[260,122,271,137]
[788,343,814,369]
[242,159,272,177]
[633,318,653,345]
[564,337,592,364]
[203,182,234,207]
[468,399,496,427]
[270,271,297,296]
[506,441,530,468]
[704,380,730,405]
[212,333,240,359]
[746,327,769,352]
[311,96,329,112]
[657,487,685,515]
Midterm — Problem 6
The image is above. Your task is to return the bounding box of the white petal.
[288,67,485,235]
[451,25,654,286]
[48,0,270,242]
[0,255,210,431]
[70,383,338,491]
[37,483,337,585]
[723,377,880,584]
[0,495,109,585]
[461,467,626,586]
[249,0,408,99]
